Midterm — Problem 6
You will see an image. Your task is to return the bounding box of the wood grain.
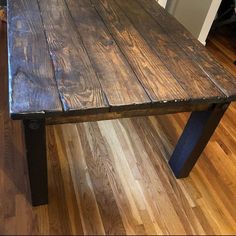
[8,0,62,115]
[114,0,225,102]
[1,21,236,234]
[137,0,236,99]
[8,0,236,120]
[38,0,108,111]
[0,6,6,22]
[207,26,236,78]
[91,0,189,103]
[66,0,151,109]
[76,123,126,235]
[46,103,212,125]
[0,21,37,234]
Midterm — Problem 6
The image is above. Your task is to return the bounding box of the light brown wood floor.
[1,21,236,235]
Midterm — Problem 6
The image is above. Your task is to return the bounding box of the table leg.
[23,119,48,206]
[0,0,6,6]
[169,102,230,178]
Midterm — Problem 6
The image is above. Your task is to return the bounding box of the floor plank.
[1,18,236,235]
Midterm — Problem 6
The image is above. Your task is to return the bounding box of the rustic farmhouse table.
[8,0,236,206]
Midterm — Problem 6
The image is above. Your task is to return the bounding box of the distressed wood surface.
[8,0,236,120]
[38,0,108,111]
[8,0,62,115]
[91,0,189,103]
[137,0,236,99]
[66,0,150,109]
[114,0,225,101]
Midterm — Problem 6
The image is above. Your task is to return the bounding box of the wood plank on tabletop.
[114,0,225,102]
[8,0,62,116]
[38,0,108,112]
[137,0,236,99]
[92,0,189,104]
[66,0,151,110]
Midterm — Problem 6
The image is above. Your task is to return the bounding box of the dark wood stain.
[114,0,225,102]
[38,0,108,111]
[169,102,230,178]
[92,0,189,103]
[45,103,212,126]
[8,0,62,115]
[8,0,236,119]
[137,0,236,99]
[66,0,151,108]
[23,119,48,206]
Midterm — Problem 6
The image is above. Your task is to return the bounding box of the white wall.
[166,0,222,45]
[158,0,168,8]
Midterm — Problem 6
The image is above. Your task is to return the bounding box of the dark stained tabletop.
[8,0,236,119]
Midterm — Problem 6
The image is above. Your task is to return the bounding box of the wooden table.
[8,0,236,206]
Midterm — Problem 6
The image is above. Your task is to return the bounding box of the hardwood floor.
[207,24,236,75]
[1,21,236,235]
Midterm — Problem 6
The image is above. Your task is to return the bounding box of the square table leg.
[169,102,230,178]
[23,119,48,206]
[0,0,6,6]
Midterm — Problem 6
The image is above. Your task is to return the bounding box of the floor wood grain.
[1,21,236,235]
